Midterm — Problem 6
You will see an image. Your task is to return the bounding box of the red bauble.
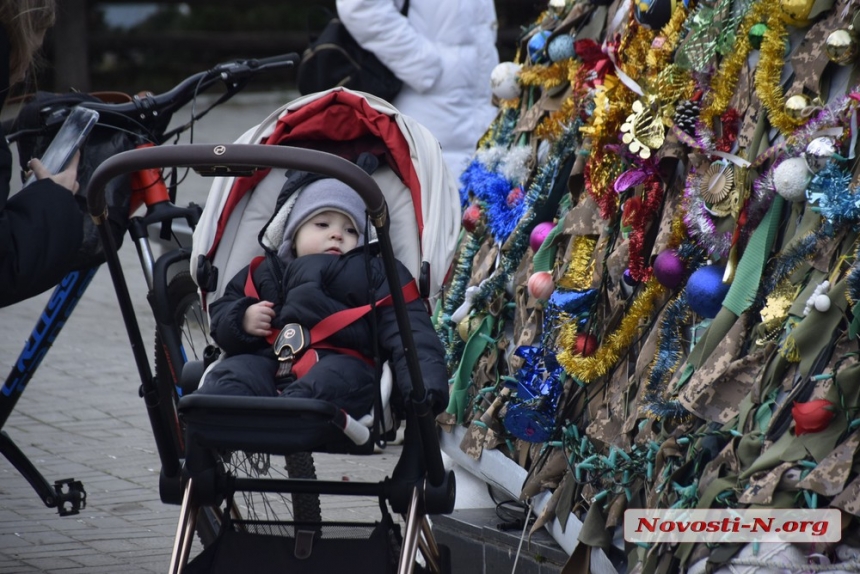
[507,187,524,207]
[575,333,598,356]
[462,204,482,233]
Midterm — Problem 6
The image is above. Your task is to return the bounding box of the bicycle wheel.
[153,271,210,457]
[152,271,321,547]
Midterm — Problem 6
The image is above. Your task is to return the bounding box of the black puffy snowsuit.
[198,246,448,418]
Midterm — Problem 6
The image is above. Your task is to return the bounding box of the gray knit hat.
[277,178,367,262]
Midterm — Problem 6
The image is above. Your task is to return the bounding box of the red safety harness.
[244,256,420,378]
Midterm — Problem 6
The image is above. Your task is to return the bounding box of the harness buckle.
[273,323,310,362]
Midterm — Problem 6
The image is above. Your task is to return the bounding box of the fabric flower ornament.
[791,399,836,435]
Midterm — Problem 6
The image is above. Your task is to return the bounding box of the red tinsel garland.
[627,176,665,282]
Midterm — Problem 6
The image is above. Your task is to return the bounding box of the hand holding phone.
[29,152,81,193]
[24,107,99,188]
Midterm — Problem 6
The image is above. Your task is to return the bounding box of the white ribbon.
[709,150,752,168]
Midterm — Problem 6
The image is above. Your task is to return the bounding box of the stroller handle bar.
[85,144,386,221]
[85,143,447,487]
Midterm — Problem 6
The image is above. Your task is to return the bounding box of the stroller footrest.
[178,394,375,455]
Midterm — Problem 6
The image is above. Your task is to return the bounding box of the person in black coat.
[0,0,83,308]
[197,178,448,419]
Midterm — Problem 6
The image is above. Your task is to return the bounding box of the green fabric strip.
[532,220,565,272]
[723,196,785,316]
[446,314,495,423]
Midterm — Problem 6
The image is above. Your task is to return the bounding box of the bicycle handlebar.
[82,53,298,120]
[8,53,300,144]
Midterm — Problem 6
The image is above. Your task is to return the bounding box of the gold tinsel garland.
[557,236,598,290]
[519,61,576,90]
[645,6,689,72]
[556,215,686,383]
[753,13,806,135]
[557,278,667,382]
[580,76,621,138]
[698,0,775,131]
[533,60,583,141]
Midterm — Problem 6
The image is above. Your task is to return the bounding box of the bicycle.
[0,53,318,542]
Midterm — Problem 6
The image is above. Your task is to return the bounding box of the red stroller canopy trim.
[207,91,423,261]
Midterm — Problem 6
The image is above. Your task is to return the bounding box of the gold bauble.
[825,29,858,65]
[457,316,483,341]
[784,94,812,121]
[778,0,814,27]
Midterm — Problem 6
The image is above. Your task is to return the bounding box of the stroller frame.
[85,143,456,573]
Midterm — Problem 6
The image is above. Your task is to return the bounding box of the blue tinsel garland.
[807,163,860,231]
[459,160,525,243]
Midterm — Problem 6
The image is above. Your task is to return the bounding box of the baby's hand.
[243,300,275,337]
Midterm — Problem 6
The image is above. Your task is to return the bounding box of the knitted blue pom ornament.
[686,265,730,318]
[548,34,576,62]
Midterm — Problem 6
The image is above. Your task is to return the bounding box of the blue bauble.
[528,30,552,63]
[634,0,677,30]
[548,34,576,62]
[686,265,730,318]
[504,403,555,443]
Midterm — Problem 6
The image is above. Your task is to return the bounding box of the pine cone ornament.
[674,99,701,137]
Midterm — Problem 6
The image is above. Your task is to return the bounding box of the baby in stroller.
[196,163,449,420]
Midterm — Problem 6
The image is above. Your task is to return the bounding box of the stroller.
[170,88,460,572]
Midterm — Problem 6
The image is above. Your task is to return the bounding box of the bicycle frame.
[0,149,201,514]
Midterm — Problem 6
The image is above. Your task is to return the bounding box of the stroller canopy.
[191,88,460,308]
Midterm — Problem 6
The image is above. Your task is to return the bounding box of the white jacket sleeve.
[336,0,442,93]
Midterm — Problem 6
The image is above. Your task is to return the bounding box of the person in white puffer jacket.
[336,0,499,178]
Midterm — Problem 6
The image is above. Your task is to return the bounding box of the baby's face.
[294,211,359,257]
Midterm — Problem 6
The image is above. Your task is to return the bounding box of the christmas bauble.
[528,271,555,299]
[528,30,552,64]
[749,23,768,50]
[575,333,599,356]
[653,250,686,289]
[773,157,812,202]
[548,34,576,62]
[490,62,522,101]
[457,316,483,341]
[504,403,554,443]
[687,265,730,318]
[462,203,482,233]
[805,137,836,172]
[634,0,676,30]
[825,29,858,65]
[506,187,524,207]
[778,0,815,26]
[785,94,812,121]
[623,268,639,286]
[529,221,555,252]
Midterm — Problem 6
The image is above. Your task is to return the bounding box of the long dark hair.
[0,0,56,85]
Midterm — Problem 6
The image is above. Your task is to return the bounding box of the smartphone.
[24,107,99,187]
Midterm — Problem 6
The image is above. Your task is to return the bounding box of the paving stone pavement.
[0,92,403,573]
